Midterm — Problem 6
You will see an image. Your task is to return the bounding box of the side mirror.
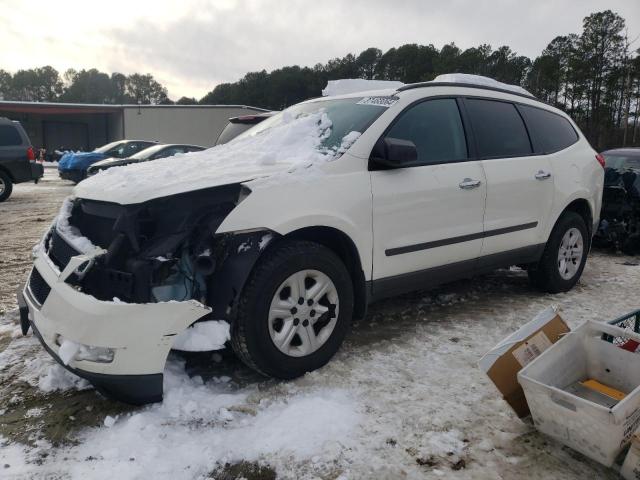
[370,137,418,169]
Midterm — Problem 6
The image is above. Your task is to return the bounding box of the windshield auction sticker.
[357,96,399,107]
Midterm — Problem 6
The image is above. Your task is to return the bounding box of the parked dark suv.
[0,117,43,202]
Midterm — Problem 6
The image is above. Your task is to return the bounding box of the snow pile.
[433,73,533,97]
[21,360,360,480]
[56,197,96,253]
[57,339,81,365]
[171,320,230,351]
[38,364,90,392]
[75,111,339,204]
[337,131,361,154]
[322,79,404,96]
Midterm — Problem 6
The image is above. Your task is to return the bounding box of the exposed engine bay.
[594,166,640,255]
[46,184,275,319]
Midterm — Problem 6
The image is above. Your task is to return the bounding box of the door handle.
[459,178,481,189]
[535,170,552,180]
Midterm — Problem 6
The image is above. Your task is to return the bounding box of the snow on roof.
[322,79,405,97]
[322,75,533,98]
[432,74,533,97]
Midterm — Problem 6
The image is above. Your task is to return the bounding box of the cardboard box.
[622,433,640,480]
[479,306,570,418]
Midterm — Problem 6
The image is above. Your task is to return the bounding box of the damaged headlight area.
[47,184,277,318]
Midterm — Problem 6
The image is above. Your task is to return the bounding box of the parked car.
[19,77,603,404]
[58,140,157,183]
[593,148,640,254]
[0,117,43,202]
[215,112,276,145]
[87,144,206,176]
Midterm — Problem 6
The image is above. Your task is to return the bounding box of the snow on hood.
[322,79,405,97]
[74,111,341,205]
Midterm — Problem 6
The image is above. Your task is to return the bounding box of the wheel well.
[283,226,368,320]
[0,166,14,182]
[563,199,593,237]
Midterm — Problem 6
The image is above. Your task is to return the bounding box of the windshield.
[130,144,166,160]
[94,140,126,154]
[603,153,640,170]
[233,97,392,151]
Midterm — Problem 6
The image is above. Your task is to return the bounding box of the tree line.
[0,68,172,105]
[0,10,637,149]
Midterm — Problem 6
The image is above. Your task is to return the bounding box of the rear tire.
[528,211,589,293]
[0,171,13,202]
[231,239,353,379]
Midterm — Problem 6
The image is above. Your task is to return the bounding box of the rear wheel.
[231,239,353,379]
[0,171,13,202]
[528,211,588,293]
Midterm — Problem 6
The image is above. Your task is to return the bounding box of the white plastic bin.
[518,320,640,467]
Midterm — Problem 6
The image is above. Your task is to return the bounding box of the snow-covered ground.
[1,230,638,477]
[1,174,638,479]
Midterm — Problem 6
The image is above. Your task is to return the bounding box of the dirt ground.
[0,169,72,315]
[1,169,639,479]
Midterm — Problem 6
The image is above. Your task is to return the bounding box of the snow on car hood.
[74,111,341,205]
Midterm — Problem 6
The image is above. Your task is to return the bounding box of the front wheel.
[528,211,589,293]
[231,239,354,379]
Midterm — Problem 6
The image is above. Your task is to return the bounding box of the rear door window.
[384,98,468,166]
[465,99,532,158]
[0,125,23,146]
[519,105,578,153]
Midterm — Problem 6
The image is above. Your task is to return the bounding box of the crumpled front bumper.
[19,236,211,404]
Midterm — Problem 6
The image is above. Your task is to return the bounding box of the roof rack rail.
[396,82,536,100]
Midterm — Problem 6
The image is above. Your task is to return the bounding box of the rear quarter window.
[0,125,23,147]
[216,123,252,145]
[519,105,578,154]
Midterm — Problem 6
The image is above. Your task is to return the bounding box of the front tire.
[528,211,589,293]
[231,239,354,379]
[0,171,13,202]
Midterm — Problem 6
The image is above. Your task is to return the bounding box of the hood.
[58,151,109,171]
[74,111,342,205]
[75,159,304,204]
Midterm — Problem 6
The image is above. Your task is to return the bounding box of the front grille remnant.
[49,229,80,270]
[29,268,51,306]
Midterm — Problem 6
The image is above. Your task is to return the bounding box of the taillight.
[595,153,605,168]
[27,146,35,161]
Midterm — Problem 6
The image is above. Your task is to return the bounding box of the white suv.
[19,79,604,404]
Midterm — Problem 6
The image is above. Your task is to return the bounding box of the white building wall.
[122,105,267,147]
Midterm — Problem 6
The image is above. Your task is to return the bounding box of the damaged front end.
[61,184,274,315]
[21,184,277,404]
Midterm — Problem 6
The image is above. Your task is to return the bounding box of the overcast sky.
[1,0,639,100]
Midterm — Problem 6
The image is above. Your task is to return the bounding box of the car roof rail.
[396,81,537,101]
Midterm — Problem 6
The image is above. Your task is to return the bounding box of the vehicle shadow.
[180,266,537,386]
